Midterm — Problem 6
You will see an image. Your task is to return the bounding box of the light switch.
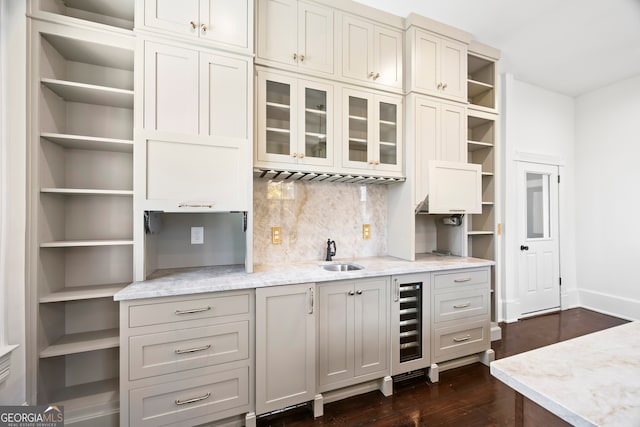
[191,226,204,245]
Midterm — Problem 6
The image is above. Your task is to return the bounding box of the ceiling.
[355,0,640,97]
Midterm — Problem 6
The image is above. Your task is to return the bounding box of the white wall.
[574,75,640,320]
[0,0,27,404]
[501,74,577,322]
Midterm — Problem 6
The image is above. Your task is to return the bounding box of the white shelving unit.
[27,5,134,424]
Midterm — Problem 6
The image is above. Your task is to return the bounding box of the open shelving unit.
[28,9,134,425]
[467,54,496,112]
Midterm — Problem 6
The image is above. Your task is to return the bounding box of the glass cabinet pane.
[379,101,397,165]
[265,80,291,155]
[304,87,327,160]
[526,172,550,239]
[348,96,368,162]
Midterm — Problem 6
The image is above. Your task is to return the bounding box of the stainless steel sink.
[320,262,364,272]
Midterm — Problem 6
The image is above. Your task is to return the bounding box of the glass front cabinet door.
[256,69,333,168]
[342,88,402,174]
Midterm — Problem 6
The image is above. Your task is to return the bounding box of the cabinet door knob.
[442,83,448,90]
[299,54,305,62]
[299,153,305,158]
[291,152,297,158]
[356,290,362,295]
[348,290,355,296]
[293,53,297,61]
[190,21,197,29]
[201,23,207,32]
[437,82,442,89]
[374,72,380,79]
[368,72,375,78]
[520,245,529,251]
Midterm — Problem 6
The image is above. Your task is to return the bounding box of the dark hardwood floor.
[257,308,628,427]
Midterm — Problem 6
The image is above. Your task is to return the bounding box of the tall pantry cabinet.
[26,2,135,426]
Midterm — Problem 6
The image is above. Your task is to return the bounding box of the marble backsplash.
[253,179,388,264]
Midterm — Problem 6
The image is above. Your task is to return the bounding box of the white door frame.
[503,152,565,322]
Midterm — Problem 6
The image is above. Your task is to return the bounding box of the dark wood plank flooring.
[257,308,628,427]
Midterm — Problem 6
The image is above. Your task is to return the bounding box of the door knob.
[520,245,529,251]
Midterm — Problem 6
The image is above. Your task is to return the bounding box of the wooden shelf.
[40,329,120,358]
[41,188,133,196]
[40,240,134,248]
[482,171,494,177]
[63,0,134,22]
[266,127,290,134]
[468,79,493,98]
[47,377,119,420]
[468,140,493,151]
[41,78,133,109]
[41,133,133,153]
[39,284,128,304]
[42,33,133,71]
[266,101,291,110]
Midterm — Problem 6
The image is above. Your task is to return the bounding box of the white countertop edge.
[115,255,495,301]
[490,364,597,427]
[490,322,640,427]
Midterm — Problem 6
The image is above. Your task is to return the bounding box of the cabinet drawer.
[129,366,249,427]
[433,319,489,363]
[129,321,249,380]
[129,294,250,328]
[433,268,489,290]
[433,287,489,324]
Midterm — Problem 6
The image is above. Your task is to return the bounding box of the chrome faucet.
[326,239,336,261]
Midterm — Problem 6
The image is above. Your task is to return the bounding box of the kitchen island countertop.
[114,254,494,301]
[490,321,640,426]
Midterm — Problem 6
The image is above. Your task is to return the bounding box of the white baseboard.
[578,289,640,321]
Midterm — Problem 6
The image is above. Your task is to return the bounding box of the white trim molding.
[579,289,640,322]
[514,151,565,166]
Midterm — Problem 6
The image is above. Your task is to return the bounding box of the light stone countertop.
[114,254,494,301]
[490,321,640,427]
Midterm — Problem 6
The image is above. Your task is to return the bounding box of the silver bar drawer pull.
[453,302,471,309]
[175,392,211,406]
[175,344,211,354]
[453,277,472,283]
[175,306,211,315]
[453,335,471,343]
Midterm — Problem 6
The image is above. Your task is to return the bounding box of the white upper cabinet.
[143,40,250,139]
[140,40,251,212]
[408,27,467,102]
[412,95,471,207]
[137,0,251,51]
[341,14,403,90]
[427,160,482,214]
[256,69,334,169]
[343,88,403,175]
[256,0,334,75]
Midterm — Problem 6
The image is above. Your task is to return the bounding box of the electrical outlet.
[362,224,371,240]
[191,227,204,245]
[271,227,282,244]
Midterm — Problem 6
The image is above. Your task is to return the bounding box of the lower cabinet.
[119,290,255,427]
[317,277,389,392]
[255,284,316,415]
[429,267,493,382]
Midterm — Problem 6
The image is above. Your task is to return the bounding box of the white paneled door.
[517,161,560,315]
